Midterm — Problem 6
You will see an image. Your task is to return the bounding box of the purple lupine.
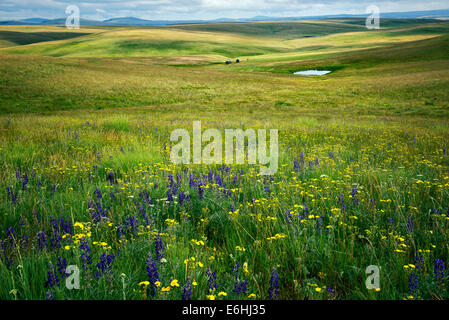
[232,261,248,295]
[268,268,279,300]
[351,186,359,206]
[79,238,92,271]
[206,268,217,293]
[408,272,419,295]
[89,199,108,223]
[45,290,54,300]
[338,194,346,212]
[6,226,16,248]
[434,259,445,283]
[49,217,62,249]
[299,151,305,167]
[414,254,424,271]
[95,253,115,279]
[182,278,192,300]
[294,157,300,172]
[7,187,18,204]
[198,183,204,199]
[146,252,159,296]
[285,210,293,223]
[44,262,59,288]
[167,189,174,203]
[59,215,74,235]
[124,216,138,235]
[94,187,102,200]
[154,235,164,261]
[37,231,47,250]
[327,287,335,299]
[22,173,28,190]
[107,171,116,185]
[56,257,69,279]
[179,190,186,205]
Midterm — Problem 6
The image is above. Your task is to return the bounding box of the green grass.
[0,19,448,300]
[0,31,90,48]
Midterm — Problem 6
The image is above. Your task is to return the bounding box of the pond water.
[293,70,331,75]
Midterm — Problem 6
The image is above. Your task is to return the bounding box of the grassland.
[0,18,448,300]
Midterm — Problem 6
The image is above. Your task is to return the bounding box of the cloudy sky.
[1,0,447,21]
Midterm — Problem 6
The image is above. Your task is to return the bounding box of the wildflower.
[206,294,216,300]
[154,235,164,261]
[170,279,180,287]
[56,257,69,279]
[268,268,279,300]
[232,261,248,295]
[7,187,18,204]
[37,231,47,250]
[408,272,419,295]
[218,291,227,297]
[94,187,102,199]
[414,254,424,271]
[79,238,92,271]
[351,186,359,206]
[182,278,192,300]
[46,290,54,300]
[44,262,59,288]
[198,183,204,199]
[206,268,217,293]
[161,286,171,292]
[434,259,445,283]
[95,253,115,279]
[146,252,159,296]
[294,158,300,172]
[22,173,28,191]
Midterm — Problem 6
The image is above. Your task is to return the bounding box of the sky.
[0,0,448,21]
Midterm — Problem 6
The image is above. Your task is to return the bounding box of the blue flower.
[95,253,115,279]
[37,231,47,250]
[146,252,159,296]
[434,259,445,283]
[154,235,164,261]
[182,278,192,300]
[79,238,92,271]
[408,272,419,295]
[268,268,279,300]
[206,268,217,293]
[45,262,59,288]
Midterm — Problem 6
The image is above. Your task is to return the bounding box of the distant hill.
[1,9,449,26]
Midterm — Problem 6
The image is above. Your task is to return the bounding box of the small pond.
[293,70,331,76]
